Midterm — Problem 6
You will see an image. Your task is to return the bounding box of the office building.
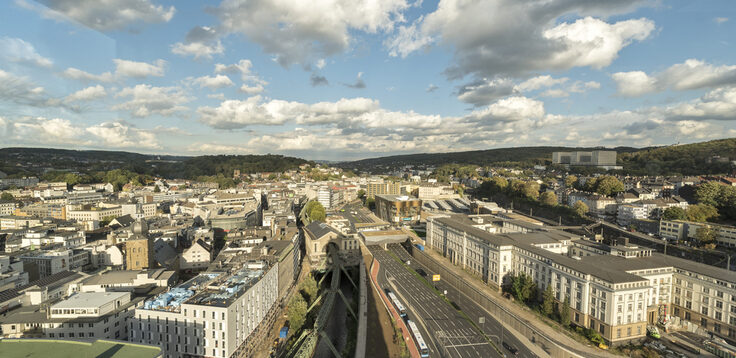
[374,195,422,225]
[552,151,620,170]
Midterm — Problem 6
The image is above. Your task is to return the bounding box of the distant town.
[0,148,735,358]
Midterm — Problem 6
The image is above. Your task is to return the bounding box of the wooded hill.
[338,138,736,176]
[0,147,312,179]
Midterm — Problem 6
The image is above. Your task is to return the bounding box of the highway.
[369,245,500,358]
[387,243,539,358]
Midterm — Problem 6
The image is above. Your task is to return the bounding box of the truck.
[415,243,425,251]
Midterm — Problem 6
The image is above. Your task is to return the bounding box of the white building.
[427,215,736,344]
[129,261,280,358]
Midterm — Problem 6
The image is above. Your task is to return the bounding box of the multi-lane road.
[386,243,539,358]
[369,244,501,358]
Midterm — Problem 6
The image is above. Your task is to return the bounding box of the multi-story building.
[366,181,400,198]
[374,195,422,225]
[181,240,212,270]
[66,204,123,223]
[617,204,649,226]
[427,214,736,344]
[317,186,332,209]
[19,249,71,278]
[0,200,16,216]
[0,291,139,341]
[660,220,736,248]
[128,259,280,358]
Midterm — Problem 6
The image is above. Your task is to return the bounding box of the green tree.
[303,201,326,222]
[153,185,161,193]
[541,285,555,317]
[287,294,308,330]
[564,175,577,187]
[539,192,558,206]
[560,295,571,327]
[356,189,366,200]
[572,200,589,217]
[695,225,717,247]
[301,275,319,305]
[695,181,723,207]
[686,204,719,222]
[594,176,625,196]
[511,273,536,303]
[662,207,687,221]
[0,192,13,201]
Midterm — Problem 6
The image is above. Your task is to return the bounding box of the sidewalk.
[421,245,619,358]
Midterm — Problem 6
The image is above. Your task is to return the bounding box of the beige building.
[181,240,212,270]
[427,215,736,344]
[303,221,359,264]
[366,181,400,198]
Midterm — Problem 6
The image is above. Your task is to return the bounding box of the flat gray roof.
[52,292,129,309]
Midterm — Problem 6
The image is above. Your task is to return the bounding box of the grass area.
[0,339,161,358]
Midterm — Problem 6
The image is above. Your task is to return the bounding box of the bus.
[387,290,407,318]
[407,319,430,358]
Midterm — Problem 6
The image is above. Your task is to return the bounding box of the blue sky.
[0,0,735,160]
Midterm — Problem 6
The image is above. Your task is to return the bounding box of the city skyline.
[1,0,735,160]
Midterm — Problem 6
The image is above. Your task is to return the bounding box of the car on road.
[502,341,519,355]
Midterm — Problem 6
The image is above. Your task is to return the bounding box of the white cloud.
[61,67,115,82]
[611,71,656,96]
[385,17,434,58]
[64,85,106,102]
[192,75,234,90]
[239,84,265,95]
[215,0,411,66]
[392,1,652,79]
[215,59,268,92]
[540,89,570,98]
[715,17,729,24]
[114,84,190,117]
[516,75,569,92]
[113,59,166,78]
[11,117,79,142]
[540,17,654,70]
[344,72,366,89]
[19,0,175,31]
[86,121,161,149]
[0,69,60,107]
[0,37,53,67]
[62,58,167,83]
[660,86,736,121]
[612,59,736,96]
[471,96,545,122]
[171,26,224,60]
[426,84,439,92]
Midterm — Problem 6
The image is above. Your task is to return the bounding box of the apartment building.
[128,259,279,358]
[427,215,736,344]
[0,200,16,216]
[366,181,400,198]
[66,204,123,222]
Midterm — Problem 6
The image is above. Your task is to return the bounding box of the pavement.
[369,244,500,358]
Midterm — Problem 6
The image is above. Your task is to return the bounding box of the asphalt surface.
[369,244,500,358]
[338,202,377,225]
[387,243,538,358]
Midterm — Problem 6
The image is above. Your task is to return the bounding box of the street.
[369,244,501,358]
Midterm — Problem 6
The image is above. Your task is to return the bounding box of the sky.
[0,0,735,161]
